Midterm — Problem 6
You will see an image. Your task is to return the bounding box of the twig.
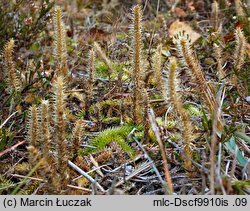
[217,143,222,180]
[171,0,181,10]
[101,86,117,101]
[210,104,218,195]
[132,136,165,185]
[33,183,45,195]
[128,128,165,185]
[0,181,21,191]
[217,143,226,195]
[65,89,84,93]
[238,140,250,156]
[73,164,110,181]
[225,160,231,176]
[149,99,165,104]
[166,139,209,173]
[11,174,92,193]
[0,111,18,129]
[68,160,105,192]
[89,155,104,177]
[103,155,143,173]
[10,174,44,182]
[4,157,24,176]
[115,161,153,187]
[210,87,224,194]
[201,150,207,195]
[230,148,238,178]
[148,108,173,194]
[67,184,92,193]
[0,141,26,158]
[107,177,119,195]
[12,159,43,195]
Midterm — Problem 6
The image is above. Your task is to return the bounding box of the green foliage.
[0,0,249,195]
[102,117,120,124]
[232,180,250,195]
[0,127,15,152]
[12,160,43,195]
[116,32,127,40]
[95,60,109,77]
[201,108,211,131]
[111,62,124,73]
[239,4,250,42]
[90,99,120,113]
[0,129,7,152]
[0,0,54,49]
[82,125,136,157]
[235,131,250,144]
[224,136,247,167]
[89,99,131,123]
[76,110,86,119]
[183,103,201,116]
[18,181,40,195]
[0,175,16,194]
[0,81,7,93]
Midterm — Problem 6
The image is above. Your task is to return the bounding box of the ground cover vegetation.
[0,0,249,195]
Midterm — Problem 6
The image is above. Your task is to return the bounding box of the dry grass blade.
[0,111,18,129]
[133,136,165,185]
[68,160,105,192]
[115,161,153,187]
[148,108,173,194]
[0,141,26,158]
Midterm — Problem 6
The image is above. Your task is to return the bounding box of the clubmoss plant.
[26,105,40,167]
[131,4,144,125]
[38,99,56,188]
[173,32,223,129]
[168,57,193,172]
[53,76,68,189]
[213,43,225,80]
[234,0,245,17]
[211,1,219,31]
[153,44,165,96]
[234,28,246,71]
[72,120,83,159]
[3,39,21,93]
[40,100,51,160]
[53,6,68,77]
